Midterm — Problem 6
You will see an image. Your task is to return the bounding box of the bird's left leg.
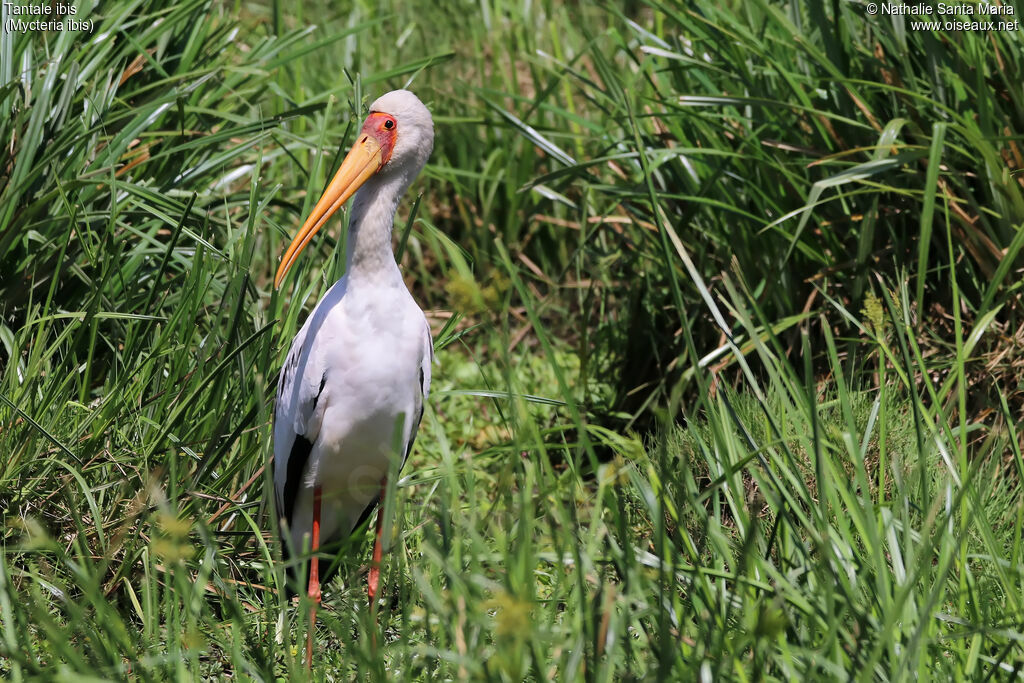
[367,478,387,606]
[306,485,322,671]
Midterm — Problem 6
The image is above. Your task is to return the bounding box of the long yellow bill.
[274,135,385,288]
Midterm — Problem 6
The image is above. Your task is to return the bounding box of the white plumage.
[273,274,432,554]
[270,92,435,665]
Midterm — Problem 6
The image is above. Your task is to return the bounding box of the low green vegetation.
[1,0,1022,679]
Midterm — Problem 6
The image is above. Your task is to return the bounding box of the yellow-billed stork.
[272,90,434,667]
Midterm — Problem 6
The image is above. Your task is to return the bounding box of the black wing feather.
[279,433,313,557]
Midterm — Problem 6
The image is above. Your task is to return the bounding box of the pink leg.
[368,478,387,606]
[306,485,322,671]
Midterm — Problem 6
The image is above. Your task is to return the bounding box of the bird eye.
[383,119,395,130]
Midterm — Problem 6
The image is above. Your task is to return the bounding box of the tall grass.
[1,0,1022,679]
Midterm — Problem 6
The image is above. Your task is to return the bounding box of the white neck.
[344,171,408,283]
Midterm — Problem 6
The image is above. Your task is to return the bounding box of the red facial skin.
[361,112,398,165]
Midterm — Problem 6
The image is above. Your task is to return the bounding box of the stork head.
[274,89,434,288]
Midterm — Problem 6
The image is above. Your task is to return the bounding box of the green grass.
[2,0,1023,679]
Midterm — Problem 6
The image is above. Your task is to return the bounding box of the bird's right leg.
[367,478,388,653]
[367,477,387,606]
[306,485,322,671]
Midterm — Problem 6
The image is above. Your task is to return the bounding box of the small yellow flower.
[486,590,532,639]
[862,291,884,333]
[156,512,193,539]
